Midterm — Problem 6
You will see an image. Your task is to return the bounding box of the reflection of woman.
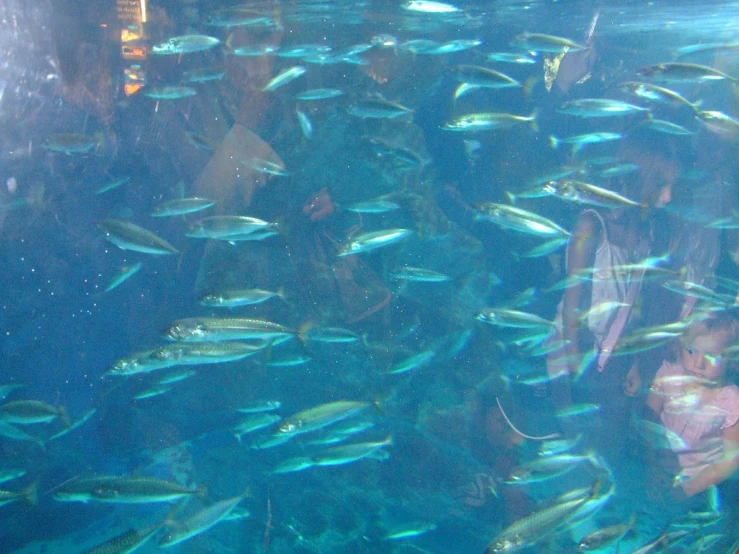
[547,132,676,460]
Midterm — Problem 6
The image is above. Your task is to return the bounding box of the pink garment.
[652,360,739,477]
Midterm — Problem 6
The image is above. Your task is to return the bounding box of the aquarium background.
[0,0,738,552]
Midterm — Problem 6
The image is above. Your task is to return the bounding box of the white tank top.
[586,210,635,343]
[557,209,646,346]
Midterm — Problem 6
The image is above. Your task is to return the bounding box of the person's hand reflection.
[554,46,597,95]
[302,188,335,222]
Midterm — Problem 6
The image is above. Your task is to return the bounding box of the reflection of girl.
[547,133,675,460]
[646,312,739,498]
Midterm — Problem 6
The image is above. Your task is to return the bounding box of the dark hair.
[616,127,681,205]
[683,310,739,346]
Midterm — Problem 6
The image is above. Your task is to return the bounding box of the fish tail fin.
[272,217,290,239]
[505,191,517,204]
[195,484,208,501]
[22,482,38,507]
[523,76,538,100]
[585,449,601,467]
[529,109,539,132]
[627,512,637,532]
[175,246,187,275]
[163,499,188,528]
[382,435,393,447]
[372,395,387,416]
[589,477,607,499]
[360,333,370,348]
[93,131,106,156]
[640,201,650,222]
[549,135,559,149]
[223,32,234,55]
[57,405,71,428]
[690,98,703,112]
[276,286,288,303]
[297,321,314,345]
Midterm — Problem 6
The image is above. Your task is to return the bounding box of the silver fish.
[159,492,248,547]
[388,350,435,374]
[451,65,521,98]
[511,32,587,53]
[402,0,460,13]
[549,132,623,153]
[543,180,640,208]
[383,521,437,540]
[476,308,554,330]
[151,198,216,217]
[618,81,700,110]
[443,111,537,132]
[98,220,178,255]
[0,468,25,484]
[270,456,315,474]
[134,386,170,400]
[485,484,596,552]
[473,203,569,238]
[338,229,412,256]
[296,88,345,101]
[95,176,131,195]
[199,288,285,307]
[105,350,178,377]
[164,318,295,343]
[143,86,197,100]
[233,414,281,441]
[236,400,281,414]
[390,266,451,282]
[151,341,264,365]
[296,108,312,139]
[345,199,401,214]
[347,96,414,119]
[42,133,97,155]
[277,401,371,436]
[105,262,143,292]
[83,521,165,554]
[558,98,649,118]
[151,35,220,55]
[312,436,392,467]
[262,66,307,92]
[54,476,198,503]
[638,62,737,83]
[303,326,362,343]
[185,216,277,240]
[182,66,227,82]
[0,400,66,425]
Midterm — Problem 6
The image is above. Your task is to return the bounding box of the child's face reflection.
[681,330,732,384]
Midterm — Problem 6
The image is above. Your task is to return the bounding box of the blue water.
[0,0,738,552]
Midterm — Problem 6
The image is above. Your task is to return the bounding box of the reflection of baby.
[646,312,739,498]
